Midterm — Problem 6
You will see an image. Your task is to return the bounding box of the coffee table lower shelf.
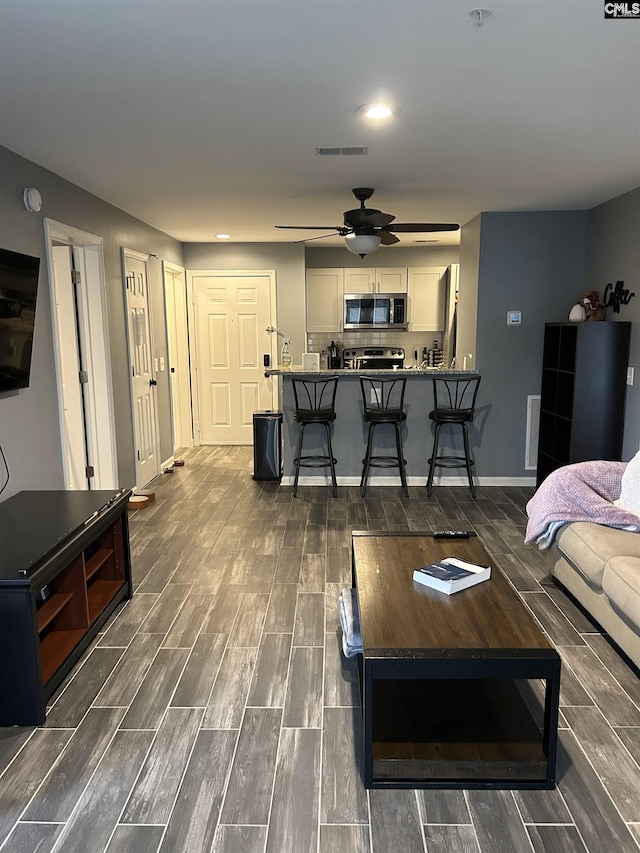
[368,676,550,787]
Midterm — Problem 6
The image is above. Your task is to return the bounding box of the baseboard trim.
[280,474,537,488]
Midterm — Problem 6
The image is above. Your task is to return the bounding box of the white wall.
[456,216,481,370]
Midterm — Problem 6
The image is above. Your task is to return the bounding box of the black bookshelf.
[536,322,631,487]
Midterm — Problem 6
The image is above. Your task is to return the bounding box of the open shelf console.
[0,489,132,725]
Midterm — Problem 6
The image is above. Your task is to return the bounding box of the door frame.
[43,219,118,490]
[122,247,162,487]
[186,269,278,445]
[163,260,193,450]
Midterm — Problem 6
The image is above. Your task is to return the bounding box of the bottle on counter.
[426,339,444,368]
[280,339,292,370]
[320,349,327,370]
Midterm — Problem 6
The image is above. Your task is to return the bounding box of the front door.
[123,249,161,486]
[189,271,276,444]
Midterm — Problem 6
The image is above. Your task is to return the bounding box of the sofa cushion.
[615,450,640,518]
[603,557,640,634]
[555,522,640,589]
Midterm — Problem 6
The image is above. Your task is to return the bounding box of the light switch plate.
[627,366,634,386]
[507,310,522,325]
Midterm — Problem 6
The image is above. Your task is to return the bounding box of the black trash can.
[253,410,282,480]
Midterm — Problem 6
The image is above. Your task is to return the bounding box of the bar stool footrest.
[428,455,475,469]
[365,456,409,469]
[295,455,337,468]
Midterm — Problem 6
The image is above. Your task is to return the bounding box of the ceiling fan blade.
[363,211,395,228]
[293,232,340,243]
[388,223,460,233]
[379,231,400,245]
[275,225,341,230]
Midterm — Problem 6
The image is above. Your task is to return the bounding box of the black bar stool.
[359,375,409,497]
[427,376,481,498]
[291,376,339,497]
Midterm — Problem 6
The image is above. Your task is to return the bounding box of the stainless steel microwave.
[343,293,408,330]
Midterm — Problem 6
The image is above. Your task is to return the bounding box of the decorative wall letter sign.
[603,280,635,314]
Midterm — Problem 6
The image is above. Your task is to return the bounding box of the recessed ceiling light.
[357,103,396,120]
[216,233,231,239]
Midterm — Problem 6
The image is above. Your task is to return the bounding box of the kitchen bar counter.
[268,368,480,487]
[266,368,478,377]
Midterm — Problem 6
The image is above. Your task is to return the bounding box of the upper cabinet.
[306,265,447,333]
[306,268,344,333]
[344,268,408,293]
[408,267,446,332]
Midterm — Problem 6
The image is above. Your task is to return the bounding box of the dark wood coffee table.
[351,531,561,789]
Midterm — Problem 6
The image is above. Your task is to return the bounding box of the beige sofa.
[550,522,640,668]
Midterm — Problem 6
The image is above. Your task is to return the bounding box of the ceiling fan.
[275,188,459,257]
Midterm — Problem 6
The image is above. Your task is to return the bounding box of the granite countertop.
[266,367,479,377]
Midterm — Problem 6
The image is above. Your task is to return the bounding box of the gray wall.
[183,242,306,364]
[0,145,183,497]
[474,211,589,478]
[586,187,640,460]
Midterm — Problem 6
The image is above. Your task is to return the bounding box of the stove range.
[342,346,405,370]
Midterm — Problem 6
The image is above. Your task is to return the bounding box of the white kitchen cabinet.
[344,267,407,293]
[306,268,344,333]
[408,267,446,332]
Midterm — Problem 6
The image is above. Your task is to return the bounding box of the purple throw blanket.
[525,460,640,549]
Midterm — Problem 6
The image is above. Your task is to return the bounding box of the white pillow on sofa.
[615,450,640,518]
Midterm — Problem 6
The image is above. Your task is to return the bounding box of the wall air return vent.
[315,147,369,156]
[525,395,541,470]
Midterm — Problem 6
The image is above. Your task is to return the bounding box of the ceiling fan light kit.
[345,233,382,258]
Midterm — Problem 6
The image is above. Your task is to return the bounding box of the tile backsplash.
[306,331,446,367]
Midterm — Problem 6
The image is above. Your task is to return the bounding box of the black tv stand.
[0,489,133,726]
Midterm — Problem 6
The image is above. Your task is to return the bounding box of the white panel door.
[191,272,275,444]
[45,219,119,491]
[163,262,193,450]
[123,250,161,486]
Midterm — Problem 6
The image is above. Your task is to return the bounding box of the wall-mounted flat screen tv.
[0,248,41,392]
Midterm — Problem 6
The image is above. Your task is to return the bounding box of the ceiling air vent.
[315,146,369,156]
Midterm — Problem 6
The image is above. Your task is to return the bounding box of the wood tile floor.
[2,445,640,852]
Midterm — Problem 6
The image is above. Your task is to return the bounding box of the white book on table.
[413,556,491,595]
